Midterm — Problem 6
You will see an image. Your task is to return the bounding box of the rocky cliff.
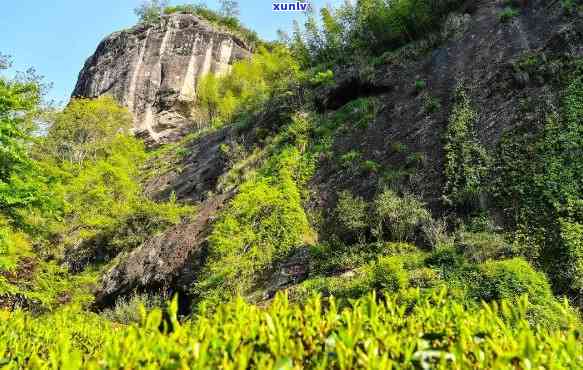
[72,13,251,143]
[85,0,582,310]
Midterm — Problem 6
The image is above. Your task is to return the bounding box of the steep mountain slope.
[73,13,251,144]
[87,0,583,309]
[3,0,583,368]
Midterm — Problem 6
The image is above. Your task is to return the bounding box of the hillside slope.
[2,0,583,368]
[85,0,583,310]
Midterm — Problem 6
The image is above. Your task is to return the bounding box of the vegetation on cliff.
[2,0,583,368]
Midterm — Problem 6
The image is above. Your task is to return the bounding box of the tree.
[134,0,169,23]
[219,0,240,18]
[0,65,57,223]
[44,96,133,166]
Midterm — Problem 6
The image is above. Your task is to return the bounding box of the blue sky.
[1,1,340,105]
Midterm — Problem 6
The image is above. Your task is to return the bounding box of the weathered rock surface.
[73,13,251,143]
[94,192,233,308]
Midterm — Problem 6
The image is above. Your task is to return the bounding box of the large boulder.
[72,13,251,143]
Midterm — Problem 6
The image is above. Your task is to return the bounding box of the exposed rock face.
[94,192,233,308]
[72,13,251,143]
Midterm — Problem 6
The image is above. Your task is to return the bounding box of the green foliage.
[389,141,408,153]
[498,7,519,22]
[468,258,553,306]
[443,85,490,211]
[134,0,169,24]
[423,94,442,113]
[163,2,258,47]
[0,217,32,272]
[43,96,133,166]
[101,293,165,325]
[2,288,581,369]
[370,255,410,292]
[421,218,451,249]
[196,46,302,126]
[373,189,430,242]
[414,79,427,92]
[290,0,465,66]
[218,0,240,18]
[0,71,57,223]
[334,191,368,242]
[425,249,573,328]
[310,69,334,87]
[0,221,98,310]
[35,97,193,259]
[362,159,380,173]
[456,230,513,263]
[332,189,431,245]
[561,0,583,14]
[196,146,312,301]
[493,75,583,295]
[339,149,361,169]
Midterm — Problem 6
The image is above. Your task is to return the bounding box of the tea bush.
[1,288,582,369]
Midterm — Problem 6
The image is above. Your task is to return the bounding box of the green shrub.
[196,147,312,300]
[456,231,513,263]
[164,3,259,47]
[101,293,165,325]
[362,160,380,173]
[310,69,335,86]
[560,221,583,292]
[2,288,581,369]
[370,256,410,292]
[469,258,553,306]
[426,246,465,274]
[134,0,168,24]
[334,190,368,243]
[34,97,194,260]
[409,267,440,288]
[424,94,441,113]
[0,70,58,226]
[389,141,408,153]
[406,152,427,168]
[415,79,427,92]
[340,150,361,170]
[561,0,583,14]
[0,218,32,272]
[493,75,583,295]
[383,242,419,255]
[421,218,452,249]
[295,272,372,301]
[372,189,430,242]
[196,45,301,127]
[291,0,466,66]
